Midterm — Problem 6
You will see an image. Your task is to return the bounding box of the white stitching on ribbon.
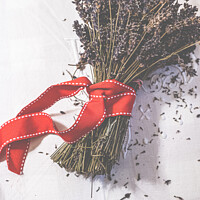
[18,85,87,116]
[102,80,135,93]
[59,98,93,135]
[66,108,107,144]
[90,92,135,99]
[3,78,136,174]
[20,139,30,175]
[8,83,86,173]
[0,113,53,152]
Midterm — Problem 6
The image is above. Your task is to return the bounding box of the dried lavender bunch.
[51,0,200,178]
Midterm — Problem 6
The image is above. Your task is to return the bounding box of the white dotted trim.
[0,80,135,149]
[15,80,90,173]
[107,93,135,100]
[58,81,88,86]
[18,85,87,116]
[12,82,88,173]
[89,95,106,98]
[0,113,53,153]
[90,92,136,99]
[0,100,132,152]
[0,112,50,130]
[102,79,135,93]
[59,98,93,134]
[35,87,85,114]
[0,129,54,153]
[106,112,132,117]
[66,108,107,144]
[2,78,136,173]
[20,139,30,175]
[6,144,11,169]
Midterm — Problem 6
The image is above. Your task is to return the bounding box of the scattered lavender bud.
[174,196,184,200]
[96,187,100,192]
[164,180,171,185]
[137,173,141,181]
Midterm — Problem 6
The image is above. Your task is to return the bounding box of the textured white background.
[1,0,200,200]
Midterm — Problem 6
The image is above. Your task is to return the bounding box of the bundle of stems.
[51,0,200,178]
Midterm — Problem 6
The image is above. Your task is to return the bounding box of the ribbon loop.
[0,77,136,175]
[87,80,135,97]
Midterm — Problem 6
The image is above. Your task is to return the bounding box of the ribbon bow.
[0,77,136,175]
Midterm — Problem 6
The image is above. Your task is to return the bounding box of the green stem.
[128,41,200,83]
[107,3,121,79]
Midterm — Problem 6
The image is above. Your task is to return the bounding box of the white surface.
[1,1,200,200]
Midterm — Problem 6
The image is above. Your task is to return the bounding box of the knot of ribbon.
[0,77,136,175]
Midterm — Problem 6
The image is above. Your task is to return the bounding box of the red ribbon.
[0,77,136,175]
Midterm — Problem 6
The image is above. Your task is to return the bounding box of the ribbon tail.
[3,97,106,174]
[3,77,91,174]
[0,77,136,175]
[7,139,30,175]
[0,112,55,174]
